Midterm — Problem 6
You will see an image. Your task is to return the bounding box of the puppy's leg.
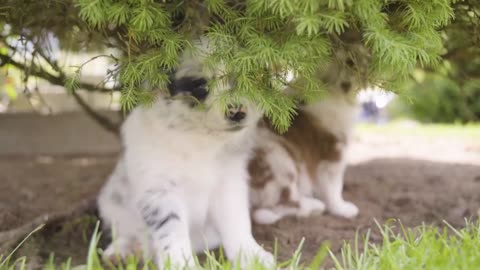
[297,196,326,218]
[286,179,325,218]
[210,170,274,267]
[314,162,358,218]
[253,197,325,224]
[253,187,324,224]
[98,159,145,262]
[103,237,144,264]
[253,206,297,225]
[136,186,194,268]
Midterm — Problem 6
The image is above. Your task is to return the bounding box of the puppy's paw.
[254,249,275,269]
[103,238,142,265]
[329,200,359,218]
[157,256,195,270]
[156,246,195,269]
[298,197,326,217]
[253,208,281,225]
[236,243,275,269]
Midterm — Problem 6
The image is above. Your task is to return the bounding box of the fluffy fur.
[249,44,369,224]
[97,39,273,268]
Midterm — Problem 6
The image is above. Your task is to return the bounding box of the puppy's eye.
[167,77,209,102]
[190,79,208,101]
[346,58,355,68]
[191,78,206,89]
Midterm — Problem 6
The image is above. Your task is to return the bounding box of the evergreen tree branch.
[0,53,114,93]
[2,0,459,130]
[0,53,121,136]
[30,50,122,136]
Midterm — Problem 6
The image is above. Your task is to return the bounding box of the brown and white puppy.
[249,43,369,224]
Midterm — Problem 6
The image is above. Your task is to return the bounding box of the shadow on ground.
[1,156,479,267]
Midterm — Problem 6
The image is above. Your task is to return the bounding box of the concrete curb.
[0,112,122,156]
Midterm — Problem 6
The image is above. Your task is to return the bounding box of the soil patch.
[1,156,479,268]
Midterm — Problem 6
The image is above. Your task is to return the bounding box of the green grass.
[1,220,480,270]
[357,121,480,140]
[332,220,480,270]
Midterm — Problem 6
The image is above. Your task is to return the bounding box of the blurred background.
[1,0,479,158]
[1,43,478,160]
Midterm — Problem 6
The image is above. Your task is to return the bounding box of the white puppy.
[97,39,274,268]
[249,44,369,224]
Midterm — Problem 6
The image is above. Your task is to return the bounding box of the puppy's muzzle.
[226,104,246,123]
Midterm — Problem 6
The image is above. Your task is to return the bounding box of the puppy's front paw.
[298,197,326,218]
[329,200,359,218]
[236,243,275,269]
[156,246,195,269]
[157,254,195,269]
[254,248,275,268]
[253,208,282,225]
[103,238,142,265]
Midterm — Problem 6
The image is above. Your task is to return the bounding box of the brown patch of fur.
[279,188,300,208]
[248,148,274,189]
[272,135,302,163]
[271,134,304,180]
[271,110,342,181]
[252,111,343,189]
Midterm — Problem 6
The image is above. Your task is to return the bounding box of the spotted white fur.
[97,39,273,268]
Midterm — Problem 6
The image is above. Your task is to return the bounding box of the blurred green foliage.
[391,0,480,123]
[400,74,480,123]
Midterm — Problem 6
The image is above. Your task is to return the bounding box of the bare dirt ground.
[0,127,479,268]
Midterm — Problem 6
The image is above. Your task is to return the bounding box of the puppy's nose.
[341,81,352,92]
[227,104,246,122]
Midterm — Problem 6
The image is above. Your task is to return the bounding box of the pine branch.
[0,54,113,93]
[0,53,121,135]
[3,0,458,130]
